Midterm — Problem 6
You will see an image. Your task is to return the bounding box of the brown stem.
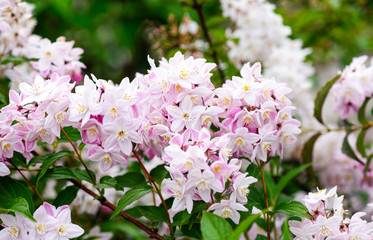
[192,0,225,82]
[132,149,174,239]
[8,159,44,202]
[9,167,42,171]
[69,179,163,240]
[260,162,271,240]
[60,126,97,185]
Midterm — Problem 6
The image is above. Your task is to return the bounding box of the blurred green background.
[29,0,373,82]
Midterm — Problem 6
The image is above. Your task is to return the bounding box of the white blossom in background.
[220,0,318,138]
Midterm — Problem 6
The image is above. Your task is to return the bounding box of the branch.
[192,0,225,82]
[260,162,271,240]
[60,126,97,186]
[70,179,163,240]
[8,159,44,202]
[132,149,174,239]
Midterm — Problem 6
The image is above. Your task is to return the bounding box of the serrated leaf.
[273,201,311,219]
[229,213,261,240]
[201,211,232,240]
[115,172,146,187]
[273,163,311,203]
[111,184,152,219]
[150,164,169,184]
[356,127,369,157]
[58,126,82,142]
[358,98,369,125]
[314,74,340,124]
[53,185,79,207]
[95,176,123,190]
[36,151,74,185]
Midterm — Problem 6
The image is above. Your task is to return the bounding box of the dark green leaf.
[246,163,261,179]
[0,198,35,221]
[364,155,373,175]
[72,169,96,184]
[36,151,74,185]
[111,184,152,219]
[172,210,191,227]
[0,92,6,106]
[282,220,292,240]
[53,185,79,207]
[229,213,261,240]
[201,211,232,240]
[356,127,369,157]
[181,223,202,239]
[58,126,82,142]
[273,201,311,219]
[342,132,364,165]
[274,163,311,203]
[255,235,267,240]
[40,166,79,182]
[11,152,27,167]
[150,164,169,184]
[314,74,340,124]
[0,177,35,221]
[125,205,167,222]
[95,176,123,190]
[115,172,146,187]
[0,55,37,65]
[358,98,369,125]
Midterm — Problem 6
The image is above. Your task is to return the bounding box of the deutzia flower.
[208,195,247,224]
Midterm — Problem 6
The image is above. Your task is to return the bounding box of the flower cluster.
[220,0,316,130]
[0,51,301,222]
[0,202,84,240]
[0,0,85,90]
[290,187,373,239]
[331,55,373,119]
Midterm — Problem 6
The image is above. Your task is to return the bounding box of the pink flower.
[208,196,247,224]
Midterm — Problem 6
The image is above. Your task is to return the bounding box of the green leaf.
[0,92,7,107]
[115,172,146,187]
[58,126,82,142]
[273,201,311,219]
[246,163,261,179]
[282,220,292,240]
[364,155,373,175]
[53,185,79,207]
[358,98,369,125]
[95,176,123,190]
[264,171,275,202]
[172,210,191,227]
[181,223,202,239]
[40,166,80,182]
[72,169,96,184]
[0,55,37,65]
[150,164,169,184]
[356,127,369,157]
[342,132,364,165]
[201,211,232,240]
[11,152,27,167]
[0,177,35,221]
[273,163,311,203]
[36,151,74,185]
[0,198,35,221]
[301,133,321,165]
[126,205,167,222]
[110,184,152,219]
[229,213,261,240]
[314,74,340,124]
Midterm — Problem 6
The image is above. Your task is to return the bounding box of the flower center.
[183,113,191,121]
[56,112,66,123]
[58,224,68,236]
[109,107,119,117]
[103,155,111,163]
[197,179,209,190]
[77,104,87,114]
[37,223,46,234]
[7,225,19,238]
[235,138,245,147]
[117,130,128,141]
[88,128,98,135]
[221,207,233,218]
[239,185,249,197]
[320,225,331,236]
[3,143,11,151]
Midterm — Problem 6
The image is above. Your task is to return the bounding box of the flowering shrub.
[1,0,373,239]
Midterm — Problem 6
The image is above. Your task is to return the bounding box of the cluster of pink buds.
[290,187,373,239]
[0,202,84,240]
[331,55,373,119]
